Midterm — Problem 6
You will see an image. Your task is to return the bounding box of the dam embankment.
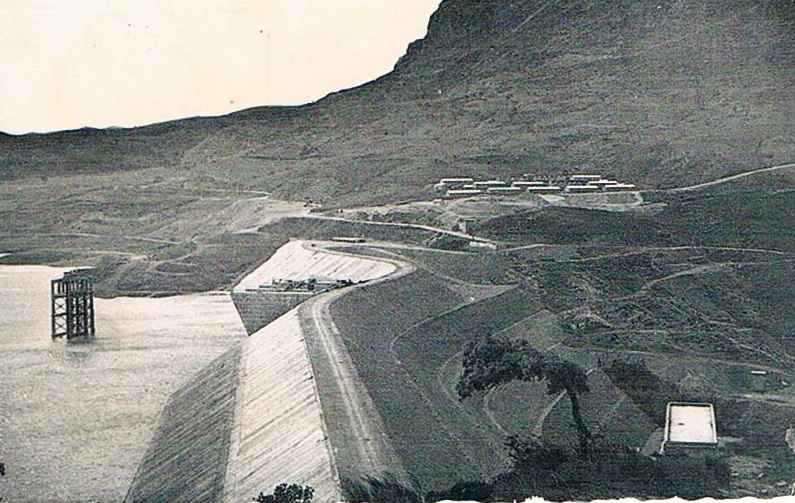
[125,347,242,503]
[231,240,398,335]
[223,308,340,503]
[128,240,406,503]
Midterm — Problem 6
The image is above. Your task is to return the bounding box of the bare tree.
[456,338,592,456]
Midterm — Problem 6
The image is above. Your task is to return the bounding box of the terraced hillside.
[3,0,795,295]
[60,204,795,501]
[317,214,795,498]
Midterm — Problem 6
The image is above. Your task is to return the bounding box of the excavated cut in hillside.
[2,0,795,206]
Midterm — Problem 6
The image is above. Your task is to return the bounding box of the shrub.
[426,479,494,502]
[340,473,422,503]
[253,483,314,503]
[505,435,570,472]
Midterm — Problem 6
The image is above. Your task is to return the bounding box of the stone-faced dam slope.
[129,236,646,500]
[231,240,398,334]
[128,241,408,503]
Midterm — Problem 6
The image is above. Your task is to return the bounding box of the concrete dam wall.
[234,240,396,292]
[126,347,242,503]
[224,308,340,503]
[130,241,404,503]
[231,240,399,335]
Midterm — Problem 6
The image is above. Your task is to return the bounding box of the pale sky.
[0,1,441,134]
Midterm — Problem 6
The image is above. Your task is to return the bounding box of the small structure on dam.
[258,276,355,293]
[51,268,96,340]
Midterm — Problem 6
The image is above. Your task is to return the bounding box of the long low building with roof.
[433,173,637,198]
[486,186,524,195]
[445,188,483,198]
[565,184,602,193]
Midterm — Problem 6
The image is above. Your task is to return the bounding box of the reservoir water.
[0,265,247,502]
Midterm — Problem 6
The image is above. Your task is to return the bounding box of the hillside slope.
[3,0,795,202]
[2,0,795,295]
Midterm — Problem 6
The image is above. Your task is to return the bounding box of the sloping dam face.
[125,347,242,503]
[223,308,340,503]
[232,240,398,335]
[128,241,404,503]
[233,240,396,293]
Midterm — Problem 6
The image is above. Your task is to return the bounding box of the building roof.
[446,189,483,195]
[664,402,718,446]
[526,185,561,191]
[487,186,523,192]
[512,181,547,186]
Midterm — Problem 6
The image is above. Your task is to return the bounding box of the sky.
[0,1,442,134]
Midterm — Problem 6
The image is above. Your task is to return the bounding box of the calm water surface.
[0,265,246,502]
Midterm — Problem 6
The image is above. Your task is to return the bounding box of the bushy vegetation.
[489,438,731,501]
[253,483,315,503]
[426,479,494,502]
[458,337,593,454]
[340,474,422,503]
[422,433,732,502]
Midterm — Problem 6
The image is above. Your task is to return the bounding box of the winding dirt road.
[667,162,795,193]
[299,243,415,481]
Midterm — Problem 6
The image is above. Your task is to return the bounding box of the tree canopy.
[457,337,592,454]
[456,338,589,400]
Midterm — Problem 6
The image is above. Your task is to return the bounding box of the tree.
[456,337,592,456]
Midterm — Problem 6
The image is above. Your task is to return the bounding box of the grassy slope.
[328,268,550,489]
[2,0,795,294]
[477,189,795,251]
[334,231,795,496]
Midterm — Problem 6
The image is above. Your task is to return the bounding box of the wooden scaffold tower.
[51,269,96,340]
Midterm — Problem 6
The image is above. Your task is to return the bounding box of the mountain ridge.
[3,0,795,203]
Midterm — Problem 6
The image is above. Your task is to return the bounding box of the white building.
[570,174,603,182]
[660,402,718,456]
[473,180,507,188]
[565,184,601,193]
[445,189,483,198]
[511,181,548,187]
[602,183,637,191]
[526,185,561,193]
[436,178,475,192]
[486,186,523,196]
[439,177,474,185]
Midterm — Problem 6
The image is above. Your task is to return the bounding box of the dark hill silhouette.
[3,0,795,203]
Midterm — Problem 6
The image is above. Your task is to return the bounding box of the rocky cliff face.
[3,0,795,204]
